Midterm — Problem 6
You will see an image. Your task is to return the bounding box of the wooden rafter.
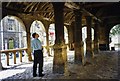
[24,2,33,12]
[34,2,40,12]
[84,2,115,8]
[2,2,120,26]
[6,2,11,7]
[29,2,38,12]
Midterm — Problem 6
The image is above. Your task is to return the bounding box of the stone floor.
[0,51,119,81]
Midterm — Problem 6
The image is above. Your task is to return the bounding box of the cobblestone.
[0,51,119,81]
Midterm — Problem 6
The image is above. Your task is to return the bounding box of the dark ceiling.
[2,2,120,26]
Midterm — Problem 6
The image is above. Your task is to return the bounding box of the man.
[31,32,44,77]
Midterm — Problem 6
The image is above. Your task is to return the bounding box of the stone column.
[68,24,74,50]
[74,10,84,64]
[99,24,110,51]
[0,41,2,67]
[94,20,99,54]
[0,3,3,70]
[104,32,110,50]
[21,17,33,61]
[26,31,32,61]
[52,2,67,74]
[86,16,94,59]
[46,26,51,56]
[0,51,2,70]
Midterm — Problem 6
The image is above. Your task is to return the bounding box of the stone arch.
[48,23,55,45]
[64,26,68,44]
[109,24,120,51]
[48,23,69,45]
[82,26,94,55]
[0,15,27,50]
[30,20,46,46]
[48,23,69,56]
[1,15,26,31]
[82,26,94,41]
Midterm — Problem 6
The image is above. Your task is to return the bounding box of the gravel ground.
[0,51,119,81]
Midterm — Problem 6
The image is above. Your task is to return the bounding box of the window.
[8,19,15,31]
[9,39,14,49]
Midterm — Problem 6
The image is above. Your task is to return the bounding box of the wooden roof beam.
[65,2,102,23]
[84,2,116,8]
[82,8,102,22]
[65,2,79,10]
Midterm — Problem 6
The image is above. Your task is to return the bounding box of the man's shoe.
[39,74,45,77]
[33,74,37,77]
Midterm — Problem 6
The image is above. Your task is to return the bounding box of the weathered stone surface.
[0,51,118,80]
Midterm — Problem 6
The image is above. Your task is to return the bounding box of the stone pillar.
[21,17,33,61]
[0,52,2,70]
[52,2,67,74]
[106,33,110,50]
[74,10,84,64]
[46,26,51,56]
[86,16,94,59]
[99,24,110,51]
[26,31,32,61]
[94,20,99,54]
[0,3,3,70]
[68,23,74,50]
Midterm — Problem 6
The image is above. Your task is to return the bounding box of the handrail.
[0,48,27,53]
[0,48,28,66]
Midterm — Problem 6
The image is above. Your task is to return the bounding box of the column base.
[0,62,2,70]
[86,50,94,63]
[28,55,33,61]
[27,50,33,61]
[94,49,99,54]
[53,64,65,74]
[69,43,74,50]
[74,42,84,65]
[74,48,82,64]
[99,44,109,51]
[53,44,67,74]
[86,50,94,57]
[75,54,85,65]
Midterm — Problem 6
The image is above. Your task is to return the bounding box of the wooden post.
[13,52,16,64]
[6,52,9,66]
[19,51,22,62]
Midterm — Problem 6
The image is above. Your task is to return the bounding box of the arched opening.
[30,20,46,45]
[48,24,55,46]
[82,26,94,56]
[48,24,68,45]
[48,24,69,55]
[30,20,46,55]
[109,24,120,51]
[0,15,26,50]
[64,26,68,45]
[0,15,27,66]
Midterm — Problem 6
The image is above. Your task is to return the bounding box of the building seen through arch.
[30,20,46,46]
[0,16,26,50]
[109,24,120,50]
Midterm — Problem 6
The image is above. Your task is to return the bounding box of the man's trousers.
[33,50,43,76]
